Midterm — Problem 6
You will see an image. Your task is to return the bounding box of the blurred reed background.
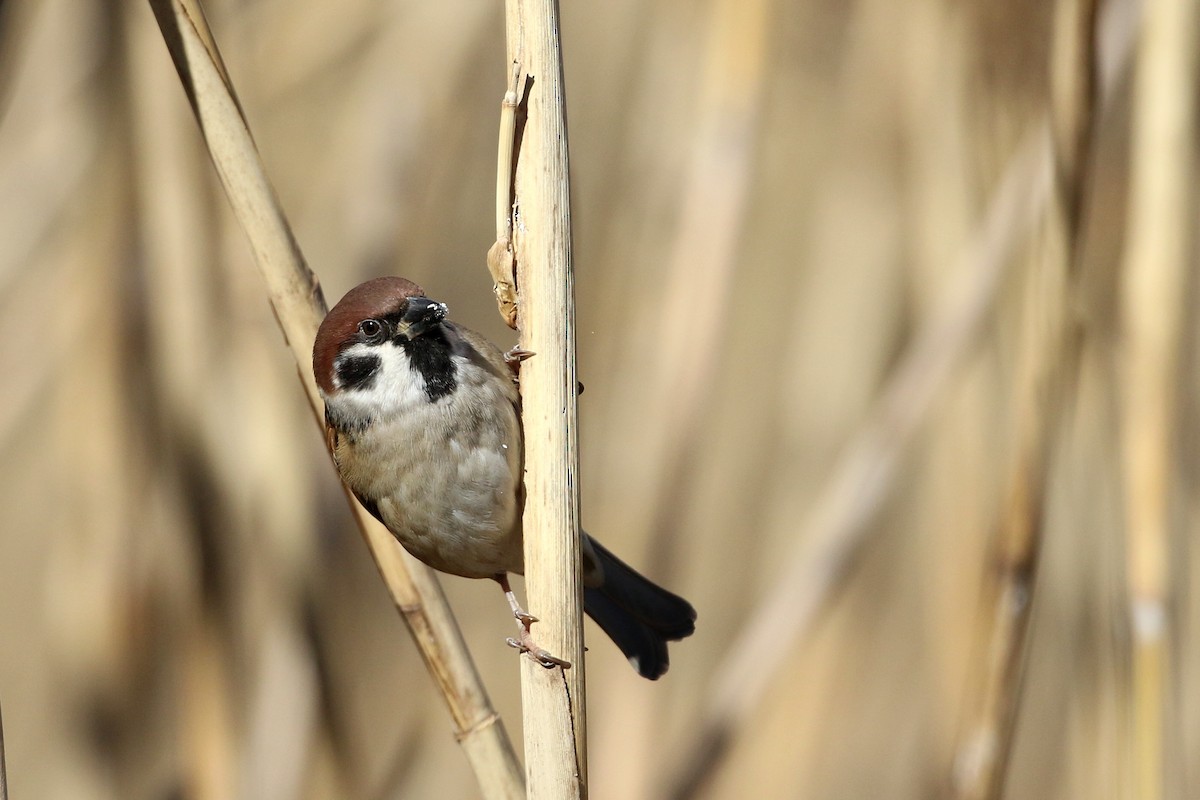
[0,0,1197,798]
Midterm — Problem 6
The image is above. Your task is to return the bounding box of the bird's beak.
[398,296,448,339]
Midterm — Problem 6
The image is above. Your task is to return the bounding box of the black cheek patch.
[335,353,381,390]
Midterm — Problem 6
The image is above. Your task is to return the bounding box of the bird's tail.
[583,535,696,680]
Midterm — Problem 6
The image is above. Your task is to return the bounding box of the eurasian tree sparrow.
[313,277,696,679]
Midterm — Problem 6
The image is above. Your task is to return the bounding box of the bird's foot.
[506,612,572,670]
[504,346,535,364]
[496,575,571,668]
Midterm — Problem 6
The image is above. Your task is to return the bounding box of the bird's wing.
[449,323,521,408]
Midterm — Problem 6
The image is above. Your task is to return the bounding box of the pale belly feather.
[333,365,524,579]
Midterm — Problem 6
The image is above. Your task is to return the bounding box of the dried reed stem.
[501,0,587,795]
[145,2,523,797]
[607,0,770,790]
[644,0,771,548]
[950,3,1100,797]
[1121,0,1198,795]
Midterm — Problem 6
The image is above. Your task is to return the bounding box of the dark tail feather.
[583,536,697,680]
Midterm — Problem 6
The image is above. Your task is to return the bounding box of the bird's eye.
[358,319,385,341]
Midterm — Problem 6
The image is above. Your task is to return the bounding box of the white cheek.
[331,342,427,418]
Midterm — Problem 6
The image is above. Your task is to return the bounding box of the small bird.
[313,277,696,679]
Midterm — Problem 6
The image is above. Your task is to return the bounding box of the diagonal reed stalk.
[1120,0,1198,796]
[500,0,588,796]
[145,2,523,797]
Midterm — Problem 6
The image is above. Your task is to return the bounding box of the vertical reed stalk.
[145,2,523,796]
[1121,0,1198,796]
[949,3,1099,798]
[502,0,587,795]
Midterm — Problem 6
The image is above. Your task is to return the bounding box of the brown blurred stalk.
[1120,0,1198,796]
[144,1,523,797]
[950,2,1099,798]
[611,0,771,792]
[642,0,771,559]
[501,0,588,796]
[123,11,241,795]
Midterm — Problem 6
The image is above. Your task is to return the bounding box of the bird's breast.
[329,367,524,579]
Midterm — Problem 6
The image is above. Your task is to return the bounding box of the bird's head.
[313,277,452,423]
